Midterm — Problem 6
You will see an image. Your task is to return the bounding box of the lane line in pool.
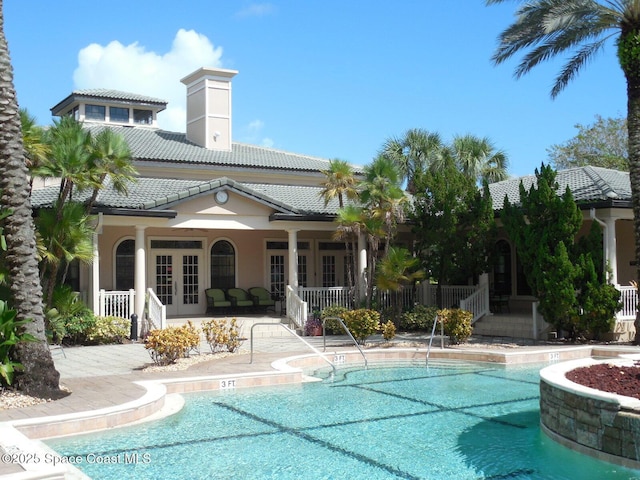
[351,384,536,429]
[213,402,424,480]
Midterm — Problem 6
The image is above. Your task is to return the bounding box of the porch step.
[472,314,536,339]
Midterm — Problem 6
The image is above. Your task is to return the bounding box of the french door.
[152,250,203,316]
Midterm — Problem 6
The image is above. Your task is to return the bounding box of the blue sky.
[4,1,627,177]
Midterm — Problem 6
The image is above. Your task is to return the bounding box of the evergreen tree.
[410,159,495,307]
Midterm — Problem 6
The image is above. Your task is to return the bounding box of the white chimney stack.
[181,67,238,151]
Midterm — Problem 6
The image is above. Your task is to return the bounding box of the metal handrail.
[426,314,444,368]
[249,322,336,375]
[322,316,368,369]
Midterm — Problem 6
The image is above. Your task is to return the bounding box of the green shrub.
[577,282,621,340]
[202,318,245,353]
[342,309,380,344]
[63,309,97,345]
[320,305,349,334]
[85,316,131,344]
[48,285,95,344]
[381,320,396,341]
[438,308,473,345]
[0,300,36,386]
[400,305,439,331]
[144,322,201,365]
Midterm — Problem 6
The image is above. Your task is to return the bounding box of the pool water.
[47,362,640,479]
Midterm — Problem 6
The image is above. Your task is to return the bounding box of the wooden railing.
[99,289,134,320]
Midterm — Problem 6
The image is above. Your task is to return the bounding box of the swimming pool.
[47,362,639,479]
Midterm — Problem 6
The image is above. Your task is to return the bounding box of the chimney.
[180,67,238,150]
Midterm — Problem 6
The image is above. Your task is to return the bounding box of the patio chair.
[249,287,276,313]
[205,288,232,314]
[226,288,255,312]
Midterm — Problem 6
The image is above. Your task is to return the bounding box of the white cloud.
[240,119,273,148]
[235,3,275,18]
[248,119,264,132]
[73,29,223,132]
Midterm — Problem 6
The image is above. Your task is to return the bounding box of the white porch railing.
[459,284,489,324]
[299,287,352,313]
[420,284,477,309]
[147,288,166,331]
[286,285,307,329]
[99,289,135,320]
[617,286,637,321]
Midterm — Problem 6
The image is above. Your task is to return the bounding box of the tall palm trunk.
[627,76,640,344]
[0,1,61,396]
[620,29,640,345]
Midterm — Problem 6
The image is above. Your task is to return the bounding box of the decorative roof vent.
[180,67,238,151]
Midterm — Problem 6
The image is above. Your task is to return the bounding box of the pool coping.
[0,344,636,478]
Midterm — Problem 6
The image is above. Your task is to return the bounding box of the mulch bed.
[566,363,640,401]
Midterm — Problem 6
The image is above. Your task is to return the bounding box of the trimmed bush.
[145,322,201,365]
[85,316,131,344]
[381,320,396,341]
[202,318,245,353]
[438,308,473,345]
[320,305,349,334]
[342,309,380,344]
[400,305,439,331]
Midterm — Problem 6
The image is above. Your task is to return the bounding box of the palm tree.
[487,0,640,342]
[360,156,407,255]
[36,201,95,307]
[0,0,61,397]
[20,109,49,194]
[86,128,136,213]
[319,159,359,208]
[449,134,509,183]
[35,116,96,219]
[376,246,425,324]
[333,205,365,306]
[320,159,360,299]
[382,128,443,193]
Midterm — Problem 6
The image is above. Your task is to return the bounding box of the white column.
[91,232,100,315]
[358,232,367,301]
[135,226,147,321]
[606,218,618,285]
[287,229,299,294]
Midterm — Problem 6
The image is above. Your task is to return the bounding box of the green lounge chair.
[205,288,232,314]
[249,287,276,312]
[226,288,255,311]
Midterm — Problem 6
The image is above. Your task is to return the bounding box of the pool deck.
[1,316,640,479]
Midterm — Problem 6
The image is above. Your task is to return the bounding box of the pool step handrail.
[426,314,444,368]
[249,322,337,375]
[321,316,368,369]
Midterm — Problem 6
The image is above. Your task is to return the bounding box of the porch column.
[287,229,299,294]
[358,232,367,301]
[135,225,147,321]
[605,217,618,285]
[91,232,100,315]
[91,213,103,315]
